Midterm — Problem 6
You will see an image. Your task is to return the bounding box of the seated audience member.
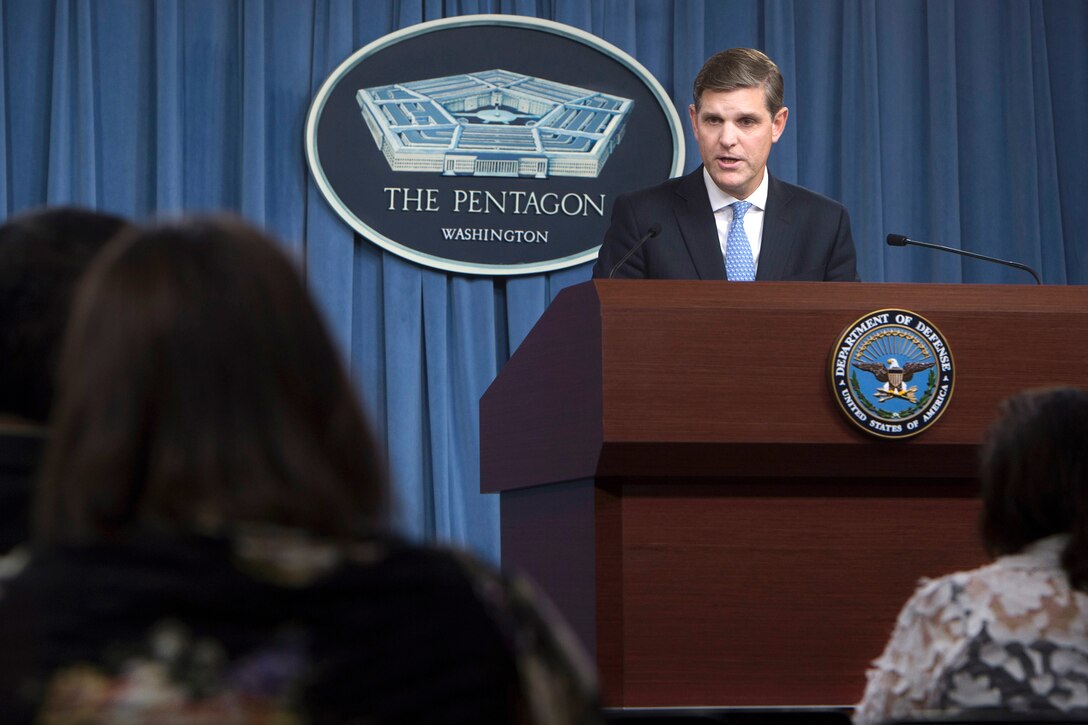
[0,217,600,723]
[855,387,1088,723]
[0,207,130,554]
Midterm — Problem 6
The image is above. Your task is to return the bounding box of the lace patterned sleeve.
[854,575,966,725]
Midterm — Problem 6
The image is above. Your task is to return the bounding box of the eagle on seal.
[853,357,935,392]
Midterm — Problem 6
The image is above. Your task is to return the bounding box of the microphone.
[608,223,663,279]
[886,234,1041,285]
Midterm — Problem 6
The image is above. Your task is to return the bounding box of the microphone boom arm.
[886,234,1042,285]
[608,224,663,279]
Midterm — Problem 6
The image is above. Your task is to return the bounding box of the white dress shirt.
[702,167,770,273]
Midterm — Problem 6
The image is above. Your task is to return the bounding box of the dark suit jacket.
[592,168,859,281]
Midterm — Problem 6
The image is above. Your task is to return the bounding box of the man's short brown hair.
[693,47,784,116]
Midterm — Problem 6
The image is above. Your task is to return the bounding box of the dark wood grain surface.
[481,280,1087,706]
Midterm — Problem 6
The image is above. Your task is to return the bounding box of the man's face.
[689,86,788,200]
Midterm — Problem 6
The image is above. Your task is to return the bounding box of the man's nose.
[718,123,737,147]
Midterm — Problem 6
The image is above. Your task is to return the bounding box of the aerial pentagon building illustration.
[357,69,632,178]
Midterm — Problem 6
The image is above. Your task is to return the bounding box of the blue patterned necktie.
[725,200,756,282]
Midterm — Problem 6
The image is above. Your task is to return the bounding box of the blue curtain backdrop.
[2,0,1085,562]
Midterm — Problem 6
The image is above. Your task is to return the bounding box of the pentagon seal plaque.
[305,15,684,275]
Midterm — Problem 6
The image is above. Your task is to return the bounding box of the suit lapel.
[756,174,796,281]
[673,169,726,280]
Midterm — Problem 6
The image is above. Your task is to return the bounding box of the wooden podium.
[480,280,1088,708]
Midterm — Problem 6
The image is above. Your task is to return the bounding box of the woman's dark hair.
[980,386,1088,589]
[35,216,387,544]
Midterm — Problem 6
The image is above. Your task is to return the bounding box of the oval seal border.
[304,14,686,276]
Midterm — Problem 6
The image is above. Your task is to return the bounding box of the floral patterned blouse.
[0,528,601,724]
[855,534,1088,724]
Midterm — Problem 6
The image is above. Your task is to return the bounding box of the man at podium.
[593,48,859,282]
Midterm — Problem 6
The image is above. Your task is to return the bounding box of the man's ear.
[771,106,789,143]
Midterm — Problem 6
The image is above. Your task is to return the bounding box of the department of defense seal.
[829,309,955,439]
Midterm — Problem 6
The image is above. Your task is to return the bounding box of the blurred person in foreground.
[0,207,130,555]
[855,387,1088,723]
[0,216,600,723]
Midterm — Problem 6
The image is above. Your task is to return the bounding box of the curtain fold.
[2,0,1086,563]
[0,6,6,209]
[1027,1,1063,283]
[919,0,963,284]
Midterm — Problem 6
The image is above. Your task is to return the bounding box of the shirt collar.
[702,167,770,213]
